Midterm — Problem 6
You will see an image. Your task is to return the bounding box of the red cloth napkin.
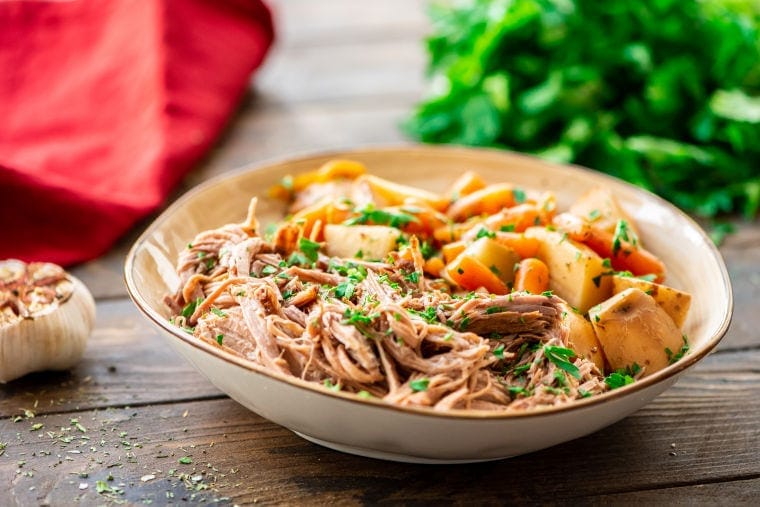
[0,0,274,266]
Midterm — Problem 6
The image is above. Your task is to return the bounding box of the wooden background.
[1,1,759,504]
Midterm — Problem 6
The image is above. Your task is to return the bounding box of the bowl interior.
[126,145,732,414]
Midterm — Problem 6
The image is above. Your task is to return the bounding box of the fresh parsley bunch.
[405,0,760,219]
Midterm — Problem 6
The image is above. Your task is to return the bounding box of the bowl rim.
[124,144,734,420]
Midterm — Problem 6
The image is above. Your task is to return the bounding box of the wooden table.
[2,1,759,504]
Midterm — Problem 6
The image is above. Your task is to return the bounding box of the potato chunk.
[569,186,639,236]
[524,226,612,313]
[589,288,685,377]
[611,275,691,329]
[559,303,606,371]
[324,224,399,260]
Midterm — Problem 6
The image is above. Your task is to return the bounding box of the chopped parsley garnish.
[323,379,342,392]
[420,240,436,260]
[500,224,516,232]
[334,279,357,300]
[404,271,421,283]
[298,237,322,263]
[342,308,378,326]
[512,363,530,376]
[493,344,506,359]
[409,378,430,392]
[513,187,527,203]
[612,219,638,256]
[543,345,581,379]
[666,335,690,364]
[216,334,224,346]
[286,251,308,266]
[485,306,505,315]
[344,204,419,228]
[181,298,202,319]
[588,209,601,221]
[604,371,635,389]
[407,306,439,324]
[261,265,278,276]
[541,290,553,297]
[475,227,496,239]
[210,307,227,318]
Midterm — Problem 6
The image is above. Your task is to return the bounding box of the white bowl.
[125,145,732,463]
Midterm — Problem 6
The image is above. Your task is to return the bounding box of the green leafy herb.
[407,306,439,324]
[344,204,419,228]
[405,0,760,220]
[500,224,515,232]
[409,378,430,392]
[475,227,496,239]
[485,306,505,314]
[612,220,638,256]
[666,335,690,364]
[543,345,581,379]
[216,334,224,346]
[493,344,506,359]
[513,188,527,203]
[181,298,202,319]
[261,265,278,276]
[210,307,227,318]
[323,379,342,392]
[404,271,421,283]
[604,372,635,389]
[298,237,322,263]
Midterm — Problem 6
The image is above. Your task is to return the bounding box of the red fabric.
[0,0,274,266]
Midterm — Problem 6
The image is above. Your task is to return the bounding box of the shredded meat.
[168,201,608,412]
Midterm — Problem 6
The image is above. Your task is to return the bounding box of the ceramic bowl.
[125,145,732,463]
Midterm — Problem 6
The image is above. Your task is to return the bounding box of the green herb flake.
[261,265,278,276]
[210,307,227,318]
[409,378,430,392]
[500,224,516,232]
[604,372,635,389]
[178,456,192,465]
[476,227,496,239]
[513,188,527,204]
[298,237,322,263]
[344,204,419,228]
[485,306,505,315]
[493,344,506,359]
[216,334,224,346]
[543,345,581,379]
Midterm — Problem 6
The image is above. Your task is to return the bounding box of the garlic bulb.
[0,259,95,383]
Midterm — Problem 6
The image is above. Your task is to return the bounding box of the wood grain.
[1,349,758,505]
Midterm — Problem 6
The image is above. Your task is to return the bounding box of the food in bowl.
[165,160,691,411]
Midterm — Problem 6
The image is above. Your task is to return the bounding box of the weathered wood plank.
[1,356,758,506]
[583,478,760,505]
[0,300,221,417]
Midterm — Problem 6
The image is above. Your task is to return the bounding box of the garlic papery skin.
[0,260,96,383]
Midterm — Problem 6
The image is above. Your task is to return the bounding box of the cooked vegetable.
[569,187,639,236]
[553,212,665,282]
[560,304,606,371]
[524,226,612,313]
[270,159,367,200]
[611,274,692,328]
[447,183,517,221]
[0,260,95,383]
[446,170,486,200]
[589,288,685,376]
[405,0,760,220]
[324,224,398,261]
[513,258,549,294]
[447,237,520,290]
[359,174,449,211]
